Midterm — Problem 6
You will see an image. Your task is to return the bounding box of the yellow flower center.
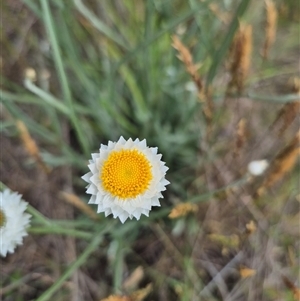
[0,209,6,229]
[100,149,152,199]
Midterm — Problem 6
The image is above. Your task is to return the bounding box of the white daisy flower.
[0,189,31,257]
[82,136,170,223]
[247,160,269,176]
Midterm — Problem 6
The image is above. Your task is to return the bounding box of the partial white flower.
[247,160,269,176]
[0,189,31,257]
[82,137,170,223]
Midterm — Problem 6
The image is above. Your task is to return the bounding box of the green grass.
[1,0,299,300]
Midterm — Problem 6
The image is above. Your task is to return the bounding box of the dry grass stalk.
[16,120,50,174]
[123,266,144,291]
[282,275,300,301]
[100,284,152,301]
[168,202,198,219]
[60,191,99,220]
[234,118,247,157]
[271,77,300,136]
[262,0,278,59]
[171,35,213,123]
[227,23,252,93]
[172,35,203,93]
[257,130,300,196]
[130,283,152,301]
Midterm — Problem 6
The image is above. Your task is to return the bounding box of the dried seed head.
[169,202,198,219]
[257,131,300,195]
[172,35,213,125]
[16,120,50,173]
[227,23,252,93]
[172,35,203,93]
[280,78,300,135]
[270,78,300,136]
[282,275,300,301]
[262,0,278,59]
[234,118,247,157]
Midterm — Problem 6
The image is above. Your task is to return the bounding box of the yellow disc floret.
[100,149,152,199]
[0,209,6,229]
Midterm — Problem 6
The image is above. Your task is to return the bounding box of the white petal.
[88,163,98,174]
[151,147,158,155]
[117,136,126,144]
[91,153,100,161]
[88,195,97,204]
[118,212,129,223]
[104,208,112,216]
[90,173,100,186]
[139,139,147,148]
[140,209,150,216]
[81,172,92,182]
[161,179,170,186]
[86,184,98,195]
[96,201,105,212]
[151,198,161,207]
[131,209,142,220]
[124,138,134,148]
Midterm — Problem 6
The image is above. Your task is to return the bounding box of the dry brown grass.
[171,35,214,125]
[100,284,152,301]
[227,23,252,93]
[233,118,248,157]
[270,77,300,136]
[168,202,198,219]
[257,130,300,196]
[60,191,99,221]
[1,1,299,300]
[262,0,278,59]
[16,120,51,174]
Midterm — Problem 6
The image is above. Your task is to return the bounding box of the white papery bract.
[248,160,269,176]
[82,137,170,223]
[0,189,31,257]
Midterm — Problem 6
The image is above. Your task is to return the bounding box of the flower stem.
[35,233,103,301]
[29,227,93,240]
[27,205,52,226]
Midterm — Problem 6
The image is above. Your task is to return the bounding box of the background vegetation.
[1,0,299,300]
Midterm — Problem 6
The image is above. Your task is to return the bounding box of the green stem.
[24,79,70,115]
[29,227,93,240]
[35,233,103,301]
[27,205,52,226]
[40,0,89,156]
[247,92,300,103]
